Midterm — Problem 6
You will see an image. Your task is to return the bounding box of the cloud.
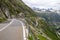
[22,0,60,9]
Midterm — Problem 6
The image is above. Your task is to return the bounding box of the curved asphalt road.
[0,19,25,40]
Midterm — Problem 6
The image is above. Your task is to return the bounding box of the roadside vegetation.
[0,17,6,23]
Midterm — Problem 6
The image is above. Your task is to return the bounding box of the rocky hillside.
[37,12,60,22]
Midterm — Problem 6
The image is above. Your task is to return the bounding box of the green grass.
[28,34,48,40]
[44,28,60,40]
[37,34,48,40]
[28,35,34,40]
[28,28,47,40]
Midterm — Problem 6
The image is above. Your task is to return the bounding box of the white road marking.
[0,19,26,40]
[15,19,26,40]
[0,19,14,31]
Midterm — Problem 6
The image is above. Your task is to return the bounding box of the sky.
[22,0,60,10]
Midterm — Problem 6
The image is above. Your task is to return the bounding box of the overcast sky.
[22,0,60,10]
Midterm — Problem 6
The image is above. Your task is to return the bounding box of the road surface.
[0,19,24,40]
